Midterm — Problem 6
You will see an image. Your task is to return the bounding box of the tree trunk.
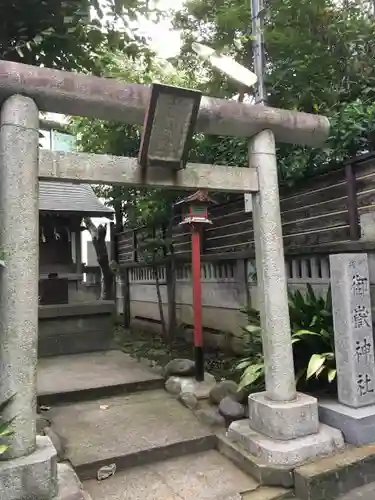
[84,217,114,300]
[153,264,167,339]
[114,200,123,232]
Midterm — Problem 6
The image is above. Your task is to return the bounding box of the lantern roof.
[174,189,217,207]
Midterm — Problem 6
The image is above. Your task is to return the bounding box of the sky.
[135,0,184,58]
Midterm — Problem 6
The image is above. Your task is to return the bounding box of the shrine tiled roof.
[39,181,114,218]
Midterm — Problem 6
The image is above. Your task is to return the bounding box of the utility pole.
[251,0,266,104]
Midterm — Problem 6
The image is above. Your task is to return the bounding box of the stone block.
[330,254,375,408]
[294,443,375,500]
[0,435,57,500]
[227,420,344,466]
[217,433,294,488]
[248,392,319,440]
[56,463,89,500]
[319,398,375,445]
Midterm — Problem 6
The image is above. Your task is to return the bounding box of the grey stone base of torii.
[226,131,344,466]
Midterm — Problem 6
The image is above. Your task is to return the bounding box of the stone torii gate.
[0,61,343,499]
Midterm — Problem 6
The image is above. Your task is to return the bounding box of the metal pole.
[251,0,266,104]
[191,225,204,381]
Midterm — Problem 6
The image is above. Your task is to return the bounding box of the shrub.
[236,285,336,394]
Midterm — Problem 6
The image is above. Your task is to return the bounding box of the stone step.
[242,487,293,500]
[217,433,375,500]
[294,444,375,500]
[47,389,216,480]
[83,450,262,500]
[37,350,164,405]
[336,482,375,500]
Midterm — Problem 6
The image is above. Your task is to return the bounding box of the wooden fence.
[117,153,375,263]
[112,152,375,352]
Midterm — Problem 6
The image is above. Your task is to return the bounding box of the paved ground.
[84,450,259,500]
[37,350,163,396]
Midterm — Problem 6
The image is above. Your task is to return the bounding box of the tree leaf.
[238,363,264,390]
[328,369,337,383]
[306,354,326,380]
[244,325,261,334]
[235,359,252,371]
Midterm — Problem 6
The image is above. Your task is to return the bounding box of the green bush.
[236,285,336,394]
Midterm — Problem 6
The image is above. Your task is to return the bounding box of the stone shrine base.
[0,436,57,500]
[227,420,344,466]
[227,390,345,466]
[248,392,319,440]
[0,436,87,500]
[319,399,375,445]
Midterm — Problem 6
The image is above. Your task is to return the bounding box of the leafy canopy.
[174,0,375,178]
[0,0,154,73]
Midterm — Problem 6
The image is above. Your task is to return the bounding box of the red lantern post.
[175,190,216,381]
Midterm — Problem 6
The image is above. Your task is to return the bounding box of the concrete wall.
[117,250,375,353]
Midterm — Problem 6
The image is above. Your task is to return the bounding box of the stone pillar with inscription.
[319,253,375,444]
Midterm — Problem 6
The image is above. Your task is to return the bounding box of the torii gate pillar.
[227,129,344,465]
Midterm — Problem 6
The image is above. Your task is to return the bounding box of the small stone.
[195,407,226,427]
[165,376,182,395]
[163,358,195,378]
[97,463,116,481]
[179,392,198,410]
[209,380,244,405]
[219,396,245,421]
[181,373,216,400]
[39,405,51,412]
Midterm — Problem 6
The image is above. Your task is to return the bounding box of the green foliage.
[234,308,265,391]
[0,396,15,456]
[291,286,336,385]
[330,100,375,161]
[174,0,375,180]
[236,285,336,393]
[1,0,154,73]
